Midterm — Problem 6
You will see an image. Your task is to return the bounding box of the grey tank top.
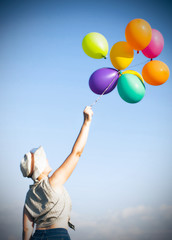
[24,176,72,228]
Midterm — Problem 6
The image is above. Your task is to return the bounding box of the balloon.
[122,70,144,83]
[125,18,152,51]
[117,74,145,103]
[142,60,170,86]
[142,29,164,58]
[89,68,119,95]
[110,41,134,70]
[82,32,108,59]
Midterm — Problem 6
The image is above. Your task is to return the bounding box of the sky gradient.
[0,0,172,239]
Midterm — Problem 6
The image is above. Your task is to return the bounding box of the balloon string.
[125,60,149,70]
[90,72,120,108]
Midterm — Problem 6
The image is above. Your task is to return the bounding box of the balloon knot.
[150,58,153,61]
[137,51,139,54]
[118,70,122,75]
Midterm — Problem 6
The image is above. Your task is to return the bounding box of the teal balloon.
[117,73,145,103]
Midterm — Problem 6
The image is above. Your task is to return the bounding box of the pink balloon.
[142,29,164,58]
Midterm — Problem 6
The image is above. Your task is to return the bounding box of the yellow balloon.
[110,41,134,70]
[122,70,144,83]
[82,32,108,59]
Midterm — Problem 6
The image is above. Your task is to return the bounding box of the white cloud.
[70,205,172,240]
[121,205,152,219]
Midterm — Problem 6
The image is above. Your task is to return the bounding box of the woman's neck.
[37,173,48,181]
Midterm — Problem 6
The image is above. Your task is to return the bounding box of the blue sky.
[0,0,172,239]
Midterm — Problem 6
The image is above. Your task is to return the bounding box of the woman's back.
[25,176,72,229]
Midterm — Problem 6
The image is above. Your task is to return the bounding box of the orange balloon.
[125,19,152,51]
[142,60,170,86]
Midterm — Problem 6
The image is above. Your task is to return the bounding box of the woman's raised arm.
[49,106,93,188]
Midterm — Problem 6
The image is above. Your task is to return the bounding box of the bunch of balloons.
[82,18,170,104]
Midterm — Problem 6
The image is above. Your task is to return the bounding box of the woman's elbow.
[72,149,82,158]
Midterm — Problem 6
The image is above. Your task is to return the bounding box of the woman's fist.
[83,106,93,123]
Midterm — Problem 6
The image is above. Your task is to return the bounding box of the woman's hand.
[83,106,93,123]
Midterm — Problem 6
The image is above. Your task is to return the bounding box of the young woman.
[20,106,93,240]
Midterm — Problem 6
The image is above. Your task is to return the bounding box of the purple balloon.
[89,68,119,95]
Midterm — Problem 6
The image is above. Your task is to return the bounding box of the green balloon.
[117,73,145,103]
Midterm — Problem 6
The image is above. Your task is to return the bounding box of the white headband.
[20,146,47,181]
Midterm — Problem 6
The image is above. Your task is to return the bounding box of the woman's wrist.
[83,119,92,126]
